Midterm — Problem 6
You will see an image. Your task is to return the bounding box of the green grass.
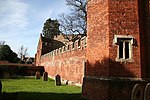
[0,78,86,100]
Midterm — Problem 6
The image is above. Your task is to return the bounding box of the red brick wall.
[0,60,9,64]
[82,0,149,100]
[35,37,42,66]
[0,62,33,67]
[109,0,142,77]
[39,37,86,85]
[86,0,142,78]
[82,77,148,100]
[86,0,110,77]
[0,64,44,77]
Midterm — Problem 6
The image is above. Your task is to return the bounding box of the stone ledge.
[84,76,150,82]
[82,76,149,100]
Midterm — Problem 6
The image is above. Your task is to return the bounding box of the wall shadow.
[0,92,86,100]
[86,58,136,77]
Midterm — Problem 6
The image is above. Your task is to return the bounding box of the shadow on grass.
[0,92,86,100]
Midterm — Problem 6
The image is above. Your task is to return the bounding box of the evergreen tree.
[42,18,60,39]
[0,45,18,63]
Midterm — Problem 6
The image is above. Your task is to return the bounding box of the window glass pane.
[119,42,123,58]
[125,42,129,59]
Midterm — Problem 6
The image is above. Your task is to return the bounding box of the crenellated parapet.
[41,36,86,59]
[39,36,86,85]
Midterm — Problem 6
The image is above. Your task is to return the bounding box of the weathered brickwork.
[35,34,65,66]
[109,0,141,77]
[83,77,149,100]
[86,0,142,78]
[0,64,44,78]
[82,0,150,100]
[35,0,150,100]
[86,0,110,77]
[38,37,86,85]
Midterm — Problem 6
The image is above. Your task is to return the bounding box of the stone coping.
[84,76,150,82]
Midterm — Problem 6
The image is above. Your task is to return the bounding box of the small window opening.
[125,42,129,59]
[114,35,134,62]
[119,41,123,59]
[118,40,131,60]
[119,41,130,59]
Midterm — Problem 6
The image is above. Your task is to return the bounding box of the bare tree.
[18,45,28,60]
[59,0,87,37]
[0,41,5,46]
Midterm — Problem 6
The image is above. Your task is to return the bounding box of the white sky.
[0,0,68,57]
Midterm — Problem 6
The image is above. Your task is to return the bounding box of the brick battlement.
[39,36,86,85]
[41,36,86,59]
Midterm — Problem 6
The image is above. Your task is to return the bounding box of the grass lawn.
[0,78,86,100]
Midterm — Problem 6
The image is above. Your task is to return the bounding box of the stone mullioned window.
[113,35,134,62]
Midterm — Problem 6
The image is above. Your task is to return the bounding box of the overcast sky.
[0,0,68,57]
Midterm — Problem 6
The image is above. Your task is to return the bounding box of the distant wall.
[0,63,33,67]
[39,36,86,85]
[0,63,44,78]
[0,60,9,64]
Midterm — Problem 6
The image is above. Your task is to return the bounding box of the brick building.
[35,0,150,100]
[82,0,150,100]
[35,33,86,85]
[35,34,67,66]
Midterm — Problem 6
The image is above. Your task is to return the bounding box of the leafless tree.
[18,45,28,60]
[59,0,87,37]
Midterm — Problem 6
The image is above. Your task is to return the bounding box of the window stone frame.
[113,35,134,62]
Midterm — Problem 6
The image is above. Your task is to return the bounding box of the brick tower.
[82,0,150,100]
